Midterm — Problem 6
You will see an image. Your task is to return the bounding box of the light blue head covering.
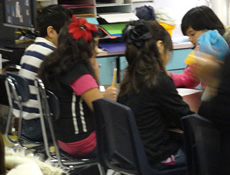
[197,30,229,61]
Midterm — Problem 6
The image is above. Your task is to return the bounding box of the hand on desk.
[103,86,118,101]
[168,128,183,134]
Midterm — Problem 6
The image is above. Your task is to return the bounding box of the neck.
[44,36,55,46]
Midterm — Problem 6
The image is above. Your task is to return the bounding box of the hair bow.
[68,15,97,42]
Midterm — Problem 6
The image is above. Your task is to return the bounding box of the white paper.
[177,88,202,97]
[99,13,139,23]
[100,86,106,92]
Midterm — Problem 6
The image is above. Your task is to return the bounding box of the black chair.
[34,77,105,174]
[4,72,43,149]
[93,98,187,175]
[181,114,221,175]
[0,74,9,106]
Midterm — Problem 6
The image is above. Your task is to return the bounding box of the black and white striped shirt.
[14,37,56,120]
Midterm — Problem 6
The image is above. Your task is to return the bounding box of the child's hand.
[104,86,118,101]
[166,71,171,76]
[192,53,222,88]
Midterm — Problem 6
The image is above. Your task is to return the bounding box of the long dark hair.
[38,20,99,87]
[119,20,172,97]
[181,6,225,36]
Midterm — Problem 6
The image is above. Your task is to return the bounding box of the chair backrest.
[6,72,30,102]
[4,72,30,147]
[181,114,221,175]
[34,77,59,160]
[93,98,152,175]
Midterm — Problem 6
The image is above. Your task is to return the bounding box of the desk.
[181,91,202,113]
[96,44,193,85]
[97,51,125,84]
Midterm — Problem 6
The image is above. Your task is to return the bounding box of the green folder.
[100,23,127,35]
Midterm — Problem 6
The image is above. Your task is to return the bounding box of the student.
[38,16,117,158]
[169,6,227,88]
[118,20,193,170]
[195,52,230,174]
[16,5,72,141]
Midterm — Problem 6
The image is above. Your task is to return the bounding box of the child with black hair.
[118,20,193,170]
[38,16,117,157]
[17,5,72,141]
[169,6,229,89]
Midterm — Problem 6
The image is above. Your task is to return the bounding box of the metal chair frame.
[34,77,105,174]
[4,72,42,149]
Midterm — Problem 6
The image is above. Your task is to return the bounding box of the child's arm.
[170,65,201,88]
[81,88,103,111]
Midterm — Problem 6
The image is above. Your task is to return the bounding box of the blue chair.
[93,98,187,175]
[0,74,8,106]
[4,72,43,149]
[34,77,105,174]
[181,114,221,175]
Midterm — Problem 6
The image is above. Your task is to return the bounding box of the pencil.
[111,68,117,88]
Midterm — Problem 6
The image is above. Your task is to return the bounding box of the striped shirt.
[14,37,56,120]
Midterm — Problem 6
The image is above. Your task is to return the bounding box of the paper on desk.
[99,13,138,23]
[100,86,105,92]
[177,88,202,97]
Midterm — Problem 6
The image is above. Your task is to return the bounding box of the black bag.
[135,5,156,21]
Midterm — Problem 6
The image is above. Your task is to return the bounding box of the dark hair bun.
[123,20,152,48]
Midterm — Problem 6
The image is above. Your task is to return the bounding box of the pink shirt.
[170,65,205,88]
[70,74,98,95]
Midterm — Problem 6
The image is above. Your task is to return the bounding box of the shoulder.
[157,72,175,89]
[61,62,93,85]
[24,37,56,55]
[20,38,56,65]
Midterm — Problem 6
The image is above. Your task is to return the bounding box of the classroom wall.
[133,0,197,36]
[133,0,230,36]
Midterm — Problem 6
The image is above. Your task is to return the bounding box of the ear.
[46,26,56,39]
[156,40,164,54]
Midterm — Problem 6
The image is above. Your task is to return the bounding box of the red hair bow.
[68,15,97,42]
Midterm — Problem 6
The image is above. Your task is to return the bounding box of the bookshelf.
[96,0,132,14]
[58,0,135,17]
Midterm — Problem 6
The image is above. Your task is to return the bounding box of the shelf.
[132,0,153,2]
[96,3,131,7]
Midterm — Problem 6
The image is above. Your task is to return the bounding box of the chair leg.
[98,164,106,175]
